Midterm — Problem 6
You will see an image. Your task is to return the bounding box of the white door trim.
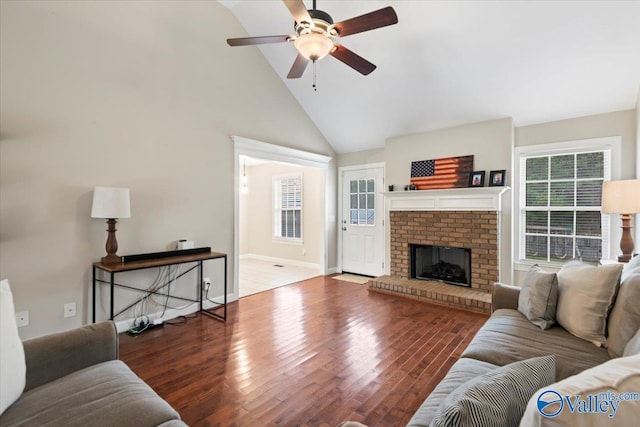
[233,136,332,300]
[337,162,385,274]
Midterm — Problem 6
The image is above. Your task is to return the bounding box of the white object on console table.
[384,187,510,212]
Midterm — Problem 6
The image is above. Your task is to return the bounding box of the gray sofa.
[407,282,616,426]
[0,321,187,427]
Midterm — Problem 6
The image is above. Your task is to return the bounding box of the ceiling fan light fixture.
[294,33,333,61]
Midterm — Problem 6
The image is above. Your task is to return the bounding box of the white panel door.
[341,168,384,276]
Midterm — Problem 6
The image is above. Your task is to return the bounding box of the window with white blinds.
[273,173,302,241]
[517,140,616,264]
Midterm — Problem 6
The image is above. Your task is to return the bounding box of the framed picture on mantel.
[489,169,506,187]
[468,171,485,187]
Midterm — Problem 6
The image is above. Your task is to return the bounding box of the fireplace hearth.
[411,244,471,287]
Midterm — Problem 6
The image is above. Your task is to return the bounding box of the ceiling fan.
[226,0,398,79]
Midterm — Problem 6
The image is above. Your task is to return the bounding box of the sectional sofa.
[408,258,640,426]
[0,279,186,427]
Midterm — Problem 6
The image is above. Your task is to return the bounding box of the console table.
[92,251,227,323]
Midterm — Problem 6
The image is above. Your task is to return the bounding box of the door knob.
[342,227,347,231]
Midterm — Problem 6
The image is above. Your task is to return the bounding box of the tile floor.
[239,257,322,297]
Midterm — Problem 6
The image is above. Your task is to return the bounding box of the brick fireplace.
[390,210,498,292]
[368,187,509,313]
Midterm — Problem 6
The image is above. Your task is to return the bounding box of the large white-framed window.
[514,137,621,267]
[273,173,303,242]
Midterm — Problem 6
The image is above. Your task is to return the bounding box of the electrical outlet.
[203,277,211,289]
[16,311,29,327]
[64,302,77,318]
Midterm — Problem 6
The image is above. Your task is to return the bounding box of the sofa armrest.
[23,321,118,391]
[492,282,521,312]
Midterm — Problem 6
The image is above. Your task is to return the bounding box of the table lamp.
[601,179,640,262]
[91,186,130,264]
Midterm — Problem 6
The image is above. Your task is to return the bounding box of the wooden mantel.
[384,187,510,212]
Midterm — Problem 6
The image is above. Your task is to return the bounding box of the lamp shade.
[91,186,131,219]
[601,179,640,214]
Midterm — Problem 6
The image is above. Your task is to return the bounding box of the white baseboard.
[241,254,321,271]
[114,293,234,333]
[326,267,338,275]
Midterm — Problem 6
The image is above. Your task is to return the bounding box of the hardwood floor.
[119,276,488,427]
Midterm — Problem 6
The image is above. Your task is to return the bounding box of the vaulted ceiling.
[221,1,640,154]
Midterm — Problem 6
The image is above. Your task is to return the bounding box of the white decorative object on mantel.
[384,187,510,212]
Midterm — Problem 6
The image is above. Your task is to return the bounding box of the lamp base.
[101,254,122,264]
[101,218,122,264]
[617,214,635,263]
[617,254,632,263]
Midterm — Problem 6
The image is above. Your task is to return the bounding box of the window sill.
[515,258,618,272]
[514,260,563,273]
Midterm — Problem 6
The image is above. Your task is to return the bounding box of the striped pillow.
[430,356,556,427]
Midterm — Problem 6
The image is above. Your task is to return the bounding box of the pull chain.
[312,60,317,91]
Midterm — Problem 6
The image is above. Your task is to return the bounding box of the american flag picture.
[410,155,474,190]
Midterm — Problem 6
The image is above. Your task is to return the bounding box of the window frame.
[348,177,377,227]
[514,136,621,270]
[273,172,303,243]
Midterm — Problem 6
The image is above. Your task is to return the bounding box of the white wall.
[636,89,640,246]
[241,163,324,265]
[337,149,385,168]
[384,117,514,283]
[385,118,514,189]
[637,89,640,178]
[239,172,250,256]
[514,109,636,177]
[0,1,335,339]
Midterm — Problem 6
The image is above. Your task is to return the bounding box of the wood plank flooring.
[118,276,488,426]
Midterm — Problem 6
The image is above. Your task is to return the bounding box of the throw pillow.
[0,279,26,415]
[518,265,558,330]
[521,354,640,426]
[555,261,622,347]
[623,327,640,357]
[607,258,640,357]
[430,355,556,427]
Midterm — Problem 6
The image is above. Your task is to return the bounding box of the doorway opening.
[233,136,332,300]
[238,156,323,297]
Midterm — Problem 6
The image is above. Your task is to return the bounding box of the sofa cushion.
[0,279,26,415]
[461,309,610,380]
[0,360,182,427]
[430,356,555,427]
[607,256,640,357]
[556,261,622,347]
[517,265,558,330]
[521,354,640,426]
[406,358,498,427]
[623,327,640,357]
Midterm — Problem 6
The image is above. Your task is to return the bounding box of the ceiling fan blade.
[287,53,310,79]
[332,6,398,38]
[227,35,291,46]
[330,44,376,75]
[283,0,312,25]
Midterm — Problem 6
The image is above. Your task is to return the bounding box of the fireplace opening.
[410,244,471,287]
